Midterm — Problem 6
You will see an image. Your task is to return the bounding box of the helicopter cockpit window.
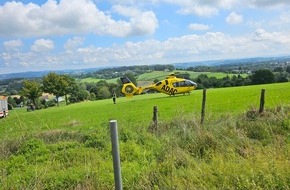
[155,81,162,86]
[179,81,185,87]
[173,82,179,87]
[185,80,195,86]
[173,80,195,87]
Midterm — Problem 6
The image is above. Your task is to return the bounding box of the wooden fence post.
[259,89,265,113]
[201,89,206,125]
[153,106,158,128]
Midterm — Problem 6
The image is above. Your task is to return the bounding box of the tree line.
[8,72,119,110]
[191,69,285,89]
[77,64,175,79]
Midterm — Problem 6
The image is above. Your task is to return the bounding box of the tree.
[69,84,89,103]
[108,83,118,96]
[196,74,210,88]
[89,92,96,101]
[97,86,111,99]
[235,74,246,86]
[286,66,290,74]
[250,69,275,84]
[96,80,109,87]
[5,81,23,95]
[274,66,283,72]
[61,75,76,105]
[209,77,220,87]
[10,90,18,95]
[7,96,16,109]
[123,72,137,86]
[275,72,288,82]
[86,82,98,95]
[42,72,65,106]
[176,72,190,79]
[221,75,232,87]
[20,80,42,107]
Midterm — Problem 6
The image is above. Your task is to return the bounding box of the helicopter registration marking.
[161,85,178,95]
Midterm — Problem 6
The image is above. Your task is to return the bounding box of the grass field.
[2,82,289,137]
[0,82,289,189]
[79,77,119,83]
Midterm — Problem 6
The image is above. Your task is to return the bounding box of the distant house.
[39,93,54,101]
[10,95,21,99]
[40,93,64,102]
[56,97,65,102]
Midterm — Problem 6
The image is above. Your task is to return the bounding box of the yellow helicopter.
[120,73,197,97]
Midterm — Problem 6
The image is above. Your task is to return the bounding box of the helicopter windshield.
[173,80,197,87]
[185,80,197,87]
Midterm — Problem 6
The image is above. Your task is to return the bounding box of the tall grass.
[0,82,289,189]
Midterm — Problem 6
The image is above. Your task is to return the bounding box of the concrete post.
[109,120,123,190]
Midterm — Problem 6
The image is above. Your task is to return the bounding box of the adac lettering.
[161,85,177,95]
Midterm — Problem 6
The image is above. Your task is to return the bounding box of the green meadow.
[1,82,290,189]
[79,77,119,83]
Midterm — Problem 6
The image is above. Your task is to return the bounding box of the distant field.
[137,70,247,82]
[79,77,119,83]
[79,71,247,84]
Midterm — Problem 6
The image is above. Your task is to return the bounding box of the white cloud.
[0,0,158,38]
[1,0,290,74]
[158,0,290,17]
[252,28,272,41]
[252,28,290,43]
[110,5,158,35]
[163,0,290,9]
[156,0,236,17]
[2,29,289,74]
[246,10,290,32]
[188,23,210,31]
[246,0,290,7]
[112,4,141,17]
[3,39,23,51]
[226,12,243,24]
[129,11,158,35]
[175,3,219,17]
[279,11,290,23]
[64,37,84,51]
[31,39,54,52]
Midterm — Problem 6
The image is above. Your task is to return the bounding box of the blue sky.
[1,0,290,74]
